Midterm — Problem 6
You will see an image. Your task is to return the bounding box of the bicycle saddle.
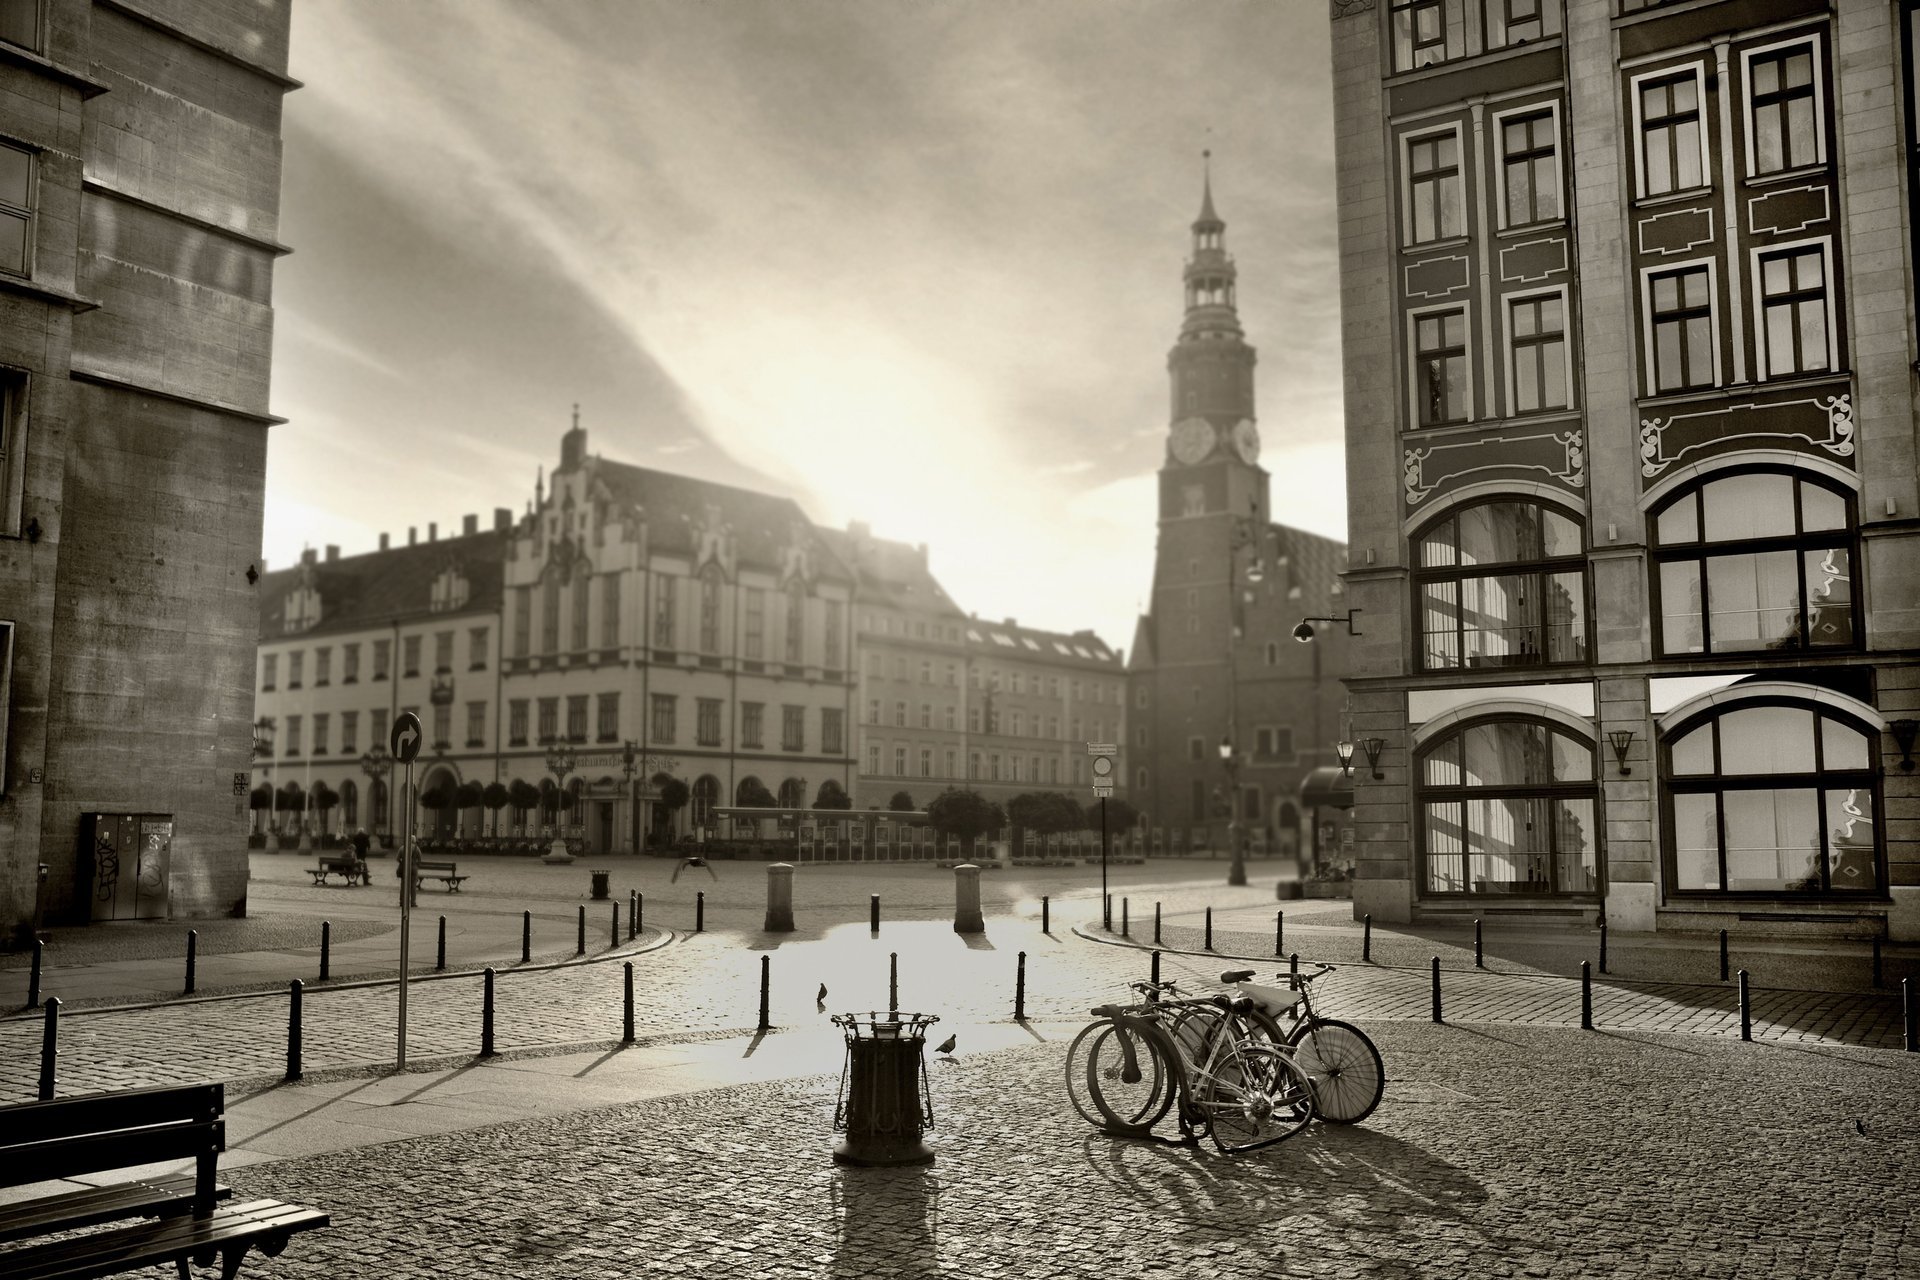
[1090,1003,1135,1019]
[1220,969,1256,983]
[1207,994,1256,1014]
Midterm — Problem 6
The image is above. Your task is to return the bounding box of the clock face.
[1233,418,1261,465]
[1170,418,1215,466]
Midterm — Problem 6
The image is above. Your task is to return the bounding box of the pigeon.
[1856,1118,1866,1136]
[934,1034,957,1055]
[816,983,828,1004]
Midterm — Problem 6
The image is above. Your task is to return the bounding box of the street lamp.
[1221,505,1262,887]
[1334,739,1355,778]
[359,746,391,847]
[1218,737,1246,887]
[543,740,577,864]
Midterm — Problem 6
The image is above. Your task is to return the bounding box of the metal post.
[1906,979,1917,1053]
[435,915,446,971]
[1205,907,1213,951]
[1719,929,1729,982]
[1154,902,1162,945]
[1738,969,1751,1042]
[1042,896,1050,934]
[1100,795,1110,929]
[758,955,771,1033]
[611,902,620,949]
[629,890,638,940]
[1276,911,1284,957]
[1363,913,1372,962]
[1121,898,1129,937]
[1431,957,1442,1024]
[1580,961,1592,1031]
[287,980,304,1081]
[889,952,899,1015]
[38,997,58,1100]
[1104,894,1112,931]
[320,920,331,981]
[1872,936,1882,989]
[1290,952,1300,989]
[623,962,635,1043]
[696,891,705,933]
[398,760,415,1071]
[576,904,586,956]
[28,938,41,1008]
[1599,919,1608,976]
[184,929,197,995]
[1015,950,1027,1021]
[521,910,531,963]
[1474,918,1483,969]
[481,967,496,1057]
[1151,950,1161,987]
[636,892,644,935]
[871,894,880,933]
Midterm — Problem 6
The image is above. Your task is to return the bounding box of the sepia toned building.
[1328,0,1920,939]
[1,0,295,942]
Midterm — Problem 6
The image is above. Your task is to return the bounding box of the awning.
[1300,766,1353,810]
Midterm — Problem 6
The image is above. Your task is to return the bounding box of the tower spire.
[1198,148,1219,226]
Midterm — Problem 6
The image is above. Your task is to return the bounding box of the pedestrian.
[350,827,372,885]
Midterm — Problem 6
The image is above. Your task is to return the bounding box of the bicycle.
[1065,982,1316,1154]
[1220,963,1386,1124]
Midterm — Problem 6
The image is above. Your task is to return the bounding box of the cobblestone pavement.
[200,1021,1920,1278]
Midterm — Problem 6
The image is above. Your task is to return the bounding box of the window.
[1747,40,1821,176]
[402,636,421,677]
[601,575,620,649]
[919,703,931,729]
[469,626,489,670]
[466,701,486,747]
[260,654,277,691]
[697,698,722,747]
[341,711,359,754]
[866,698,880,725]
[944,706,956,731]
[1638,69,1704,197]
[823,602,843,667]
[566,694,588,742]
[373,639,391,681]
[1487,0,1558,49]
[599,692,621,742]
[653,576,675,648]
[1416,500,1587,670]
[944,749,956,777]
[284,715,301,756]
[920,661,932,685]
[312,713,329,756]
[945,664,958,687]
[541,576,560,653]
[868,743,883,775]
[1646,266,1716,393]
[1405,130,1462,244]
[1011,712,1024,737]
[782,705,805,751]
[895,746,908,776]
[1389,0,1454,72]
[692,776,719,829]
[1136,767,1148,790]
[343,644,360,683]
[698,567,722,654]
[1499,109,1558,227]
[742,702,764,748]
[432,705,451,750]
[745,589,765,659]
[651,694,676,743]
[1755,244,1832,378]
[822,708,844,755]
[371,709,389,750]
[1188,736,1204,762]
[1652,471,1856,655]
[315,648,331,686]
[538,697,558,742]
[969,752,980,780]
[785,587,806,663]
[1255,727,1295,761]
[0,1,44,53]
[1413,308,1469,426]
[509,699,528,746]
[1418,718,1597,896]
[1666,702,1878,894]
[894,701,907,728]
[0,141,33,276]
[1508,293,1568,414]
[968,706,982,733]
[513,587,531,657]
[435,631,454,674]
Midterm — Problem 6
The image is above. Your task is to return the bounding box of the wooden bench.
[413,859,466,891]
[307,854,369,887]
[0,1082,329,1279]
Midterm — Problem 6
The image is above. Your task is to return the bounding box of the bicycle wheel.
[1066,1022,1175,1134]
[1199,1045,1315,1154]
[1288,1018,1385,1124]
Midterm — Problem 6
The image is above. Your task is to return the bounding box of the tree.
[482,782,510,835]
[925,789,1005,859]
[888,790,915,812]
[1006,791,1085,855]
[813,779,852,810]
[738,778,777,808]
[1082,796,1140,832]
[657,778,690,813]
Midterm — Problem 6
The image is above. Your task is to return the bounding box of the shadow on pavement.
[829,1164,940,1278]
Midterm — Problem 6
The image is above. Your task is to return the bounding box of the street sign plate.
[390,711,423,764]
[1085,742,1118,757]
[1092,782,1114,797]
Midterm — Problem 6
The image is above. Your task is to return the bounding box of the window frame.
[1411,497,1591,672]
[1407,302,1474,429]
[0,367,25,537]
[0,138,35,279]
[1491,101,1563,231]
[1400,124,1467,248]
[1750,237,1837,381]
[1640,259,1721,396]
[1504,286,1574,416]
[1740,32,1827,179]
[1630,62,1711,200]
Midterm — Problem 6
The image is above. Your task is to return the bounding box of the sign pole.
[1100,795,1109,929]
[388,710,424,1072]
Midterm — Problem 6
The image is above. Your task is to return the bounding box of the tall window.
[1389,0,1454,72]
[466,701,485,747]
[1414,308,1469,426]
[651,694,676,744]
[509,699,528,746]
[823,602,844,669]
[1748,42,1819,175]
[537,697,558,742]
[315,648,331,686]
[697,698,722,747]
[744,588,765,659]
[0,1,44,53]
[260,654,276,691]
[653,576,675,649]
[469,627,488,670]
[1487,0,1558,48]
[1500,109,1559,227]
[566,694,588,742]
[598,692,620,742]
[601,574,620,649]
[1756,245,1831,378]
[431,705,450,749]
[572,574,590,650]
[373,639,390,680]
[1652,470,1856,655]
[435,631,453,674]
[1648,266,1715,393]
[896,746,909,776]
[1667,702,1878,895]
[781,704,805,751]
[1508,293,1567,413]
[403,636,421,676]
[313,714,329,756]
[1406,131,1462,244]
[0,141,33,276]
[1418,718,1597,896]
[822,707,844,755]
[541,575,560,653]
[513,587,531,657]
[284,715,302,756]
[692,775,719,828]
[1416,500,1587,670]
[698,567,722,653]
[343,643,360,683]
[1639,70,1704,196]
[920,748,933,778]
[341,711,358,754]
[785,586,806,663]
[741,702,764,748]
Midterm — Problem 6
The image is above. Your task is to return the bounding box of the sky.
[267,0,1344,654]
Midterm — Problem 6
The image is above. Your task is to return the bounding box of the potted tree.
[312,783,340,847]
[454,780,485,848]
[926,788,1006,864]
[482,781,510,845]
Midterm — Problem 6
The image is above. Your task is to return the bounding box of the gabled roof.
[1270,524,1346,605]
[588,459,852,580]
[258,531,506,641]
[962,617,1122,669]
[816,525,965,617]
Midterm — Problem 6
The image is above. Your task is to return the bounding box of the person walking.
[350,827,372,885]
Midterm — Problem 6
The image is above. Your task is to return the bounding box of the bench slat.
[4,1123,224,1190]
[0,1178,231,1245]
[0,1200,329,1280]
[0,1085,221,1150]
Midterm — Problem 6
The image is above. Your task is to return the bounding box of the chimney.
[324,545,339,562]
[463,514,478,537]
[1003,617,1017,628]
[408,527,417,546]
[494,507,513,532]
[300,548,317,567]
[429,522,440,542]
[379,533,390,552]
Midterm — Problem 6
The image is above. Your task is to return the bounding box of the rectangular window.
[469,626,489,670]
[823,602,843,668]
[1747,40,1821,176]
[542,578,560,653]
[513,587,531,657]
[0,1,44,53]
[895,746,908,776]
[867,698,881,725]
[920,748,933,778]
[372,708,388,749]
[373,639,391,681]
[566,694,588,742]
[343,643,360,683]
[509,699,529,746]
[1189,737,1204,762]
[601,574,620,649]
[1648,266,1715,393]
[466,700,485,747]
[314,648,331,687]
[402,636,421,677]
[943,705,956,731]
[1389,0,1457,72]
[599,692,621,742]
[312,713,329,756]
[745,589,765,659]
[341,711,359,754]
[894,701,907,728]
[698,575,721,654]
[1509,293,1568,413]
[823,707,844,755]
[572,578,590,651]
[785,592,805,663]
[697,697,722,747]
[969,706,982,733]
[945,749,957,777]
[868,742,883,775]
[287,651,303,689]
[1406,130,1463,244]
[1499,109,1558,227]
[432,705,451,749]
[653,576,676,648]
[651,694,676,744]
[919,704,931,729]
[435,631,454,674]
[1638,69,1704,197]
[742,701,764,748]
[1487,0,1558,50]
[537,697,558,743]
[782,705,805,751]
[1756,245,1831,378]
[284,715,301,756]
[0,141,34,276]
[1414,308,1469,426]
[260,654,277,691]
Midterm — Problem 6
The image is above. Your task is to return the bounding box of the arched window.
[1665,701,1879,895]
[778,777,806,808]
[698,565,724,654]
[371,779,388,833]
[1651,470,1857,655]
[1413,499,1587,671]
[1416,717,1598,896]
[341,779,359,828]
[691,775,719,828]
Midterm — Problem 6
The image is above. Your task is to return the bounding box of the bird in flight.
[816,983,828,1004]
[934,1033,956,1055]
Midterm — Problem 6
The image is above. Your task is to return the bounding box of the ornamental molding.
[1404,253,1471,300]
[1636,205,1714,257]
[1747,183,1830,237]
[1639,393,1853,478]
[1497,236,1568,284]
[1330,0,1375,15]
[1404,429,1585,506]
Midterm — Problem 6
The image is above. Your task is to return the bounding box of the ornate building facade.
[1128,170,1353,863]
[1329,0,1920,938]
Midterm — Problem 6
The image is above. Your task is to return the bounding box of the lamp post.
[543,740,577,864]
[1218,737,1247,887]
[1220,502,1262,887]
[620,742,681,854]
[359,746,391,849]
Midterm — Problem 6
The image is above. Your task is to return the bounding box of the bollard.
[1290,952,1300,989]
[1363,913,1372,963]
[1738,969,1751,1041]
[952,864,984,933]
[623,962,635,1044]
[1104,893,1112,932]
[764,864,795,933]
[1580,961,1592,1031]
[1599,919,1608,976]
[1906,979,1918,1053]
[611,902,620,949]
[437,915,447,972]
[1154,902,1162,945]
[577,904,586,956]
[1872,936,1882,989]
[1431,957,1443,1024]
[1276,911,1284,958]
[1015,951,1027,1021]
[522,910,531,964]
[1042,896,1050,934]
[871,894,881,933]
[1151,950,1161,987]
[38,997,59,1100]
[629,889,639,939]
[1474,918,1483,969]
[320,920,331,981]
[889,952,899,1015]
[28,937,41,1008]
[481,967,496,1057]
[1719,929,1729,982]
[636,893,645,936]
[184,929,197,995]
[1205,907,1213,951]
[696,891,706,933]
[1121,898,1129,937]
[758,955,771,1033]
[287,980,303,1081]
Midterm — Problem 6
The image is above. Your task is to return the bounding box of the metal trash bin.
[590,869,611,900]
[830,1012,937,1167]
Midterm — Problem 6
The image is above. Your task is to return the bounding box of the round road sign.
[390,711,424,764]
